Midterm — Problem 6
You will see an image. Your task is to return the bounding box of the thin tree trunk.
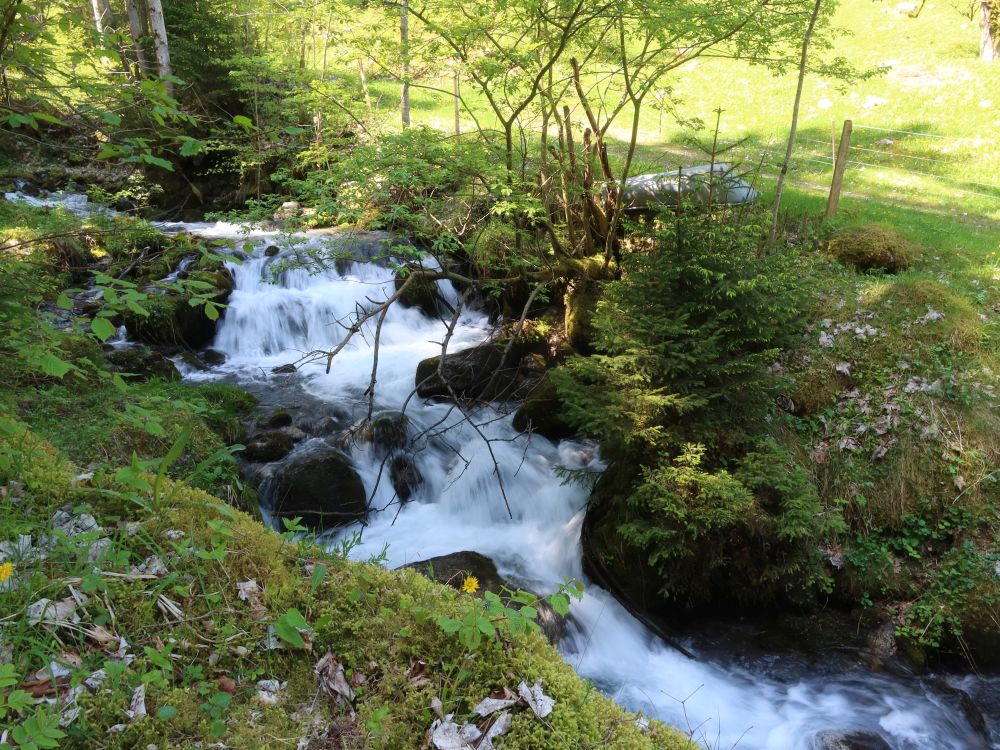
[770,0,823,242]
[90,0,107,33]
[146,0,173,93]
[983,0,998,61]
[125,0,150,77]
[453,71,460,134]
[400,0,410,127]
[358,58,372,112]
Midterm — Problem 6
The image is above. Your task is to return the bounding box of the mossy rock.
[243,430,295,463]
[104,346,180,381]
[123,267,232,348]
[262,447,367,531]
[512,373,574,441]
[564,278,601,353]
[826,225,916,274]
[394,272,442,317]
[362,411,409,457]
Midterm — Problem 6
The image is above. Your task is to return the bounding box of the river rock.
[264,447,367,531]
[123,268,233,348]
[512,373,573,441]
[259,408,293,429]
[202,349,227,366]
[812,731,892,750]
[104,347,180,381]
[363,411,409,457]
[264,245,280,257]
[243,431,294,463]
[415,340,546,402]
[389,454,422,501]
[402,551,566,645]
[395,272,443,318]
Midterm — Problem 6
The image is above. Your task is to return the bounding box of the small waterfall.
[194,229,997,750]
[5,186,996,750]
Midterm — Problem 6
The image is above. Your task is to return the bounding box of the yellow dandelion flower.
[462,575,479,594]
[0,561,13,584]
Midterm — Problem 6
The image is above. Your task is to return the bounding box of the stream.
[7,189,1000,750]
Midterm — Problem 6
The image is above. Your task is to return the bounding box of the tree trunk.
[125,0,150,77]
[770,0,823,242]
[90,0,107,33]
[983,0,998,61]
[453,71,460,135]
[146,0,173,94]
[400,0,410,127]
[358,58,372,112]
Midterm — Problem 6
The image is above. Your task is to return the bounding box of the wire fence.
[722,122,1000,208]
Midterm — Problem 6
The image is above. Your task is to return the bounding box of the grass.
[361,0,1000,241]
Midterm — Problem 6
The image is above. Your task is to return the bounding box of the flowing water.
[6,190,998,749]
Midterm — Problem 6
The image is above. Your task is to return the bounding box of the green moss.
[1,414,691,749]
[826,225,917,274]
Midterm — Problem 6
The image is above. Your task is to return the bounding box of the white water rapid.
[4,189,997,750]
[189,227,996,750]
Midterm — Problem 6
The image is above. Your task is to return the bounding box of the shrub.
[826,225,916,274]
[553,206,806,461]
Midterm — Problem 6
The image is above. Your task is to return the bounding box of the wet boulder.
[415,339,546,402]
[264,447,367,531]
[402,551,567,645]
[123,268,233,348]
[259,408,293,429]
[104,346,180,381]
[512,373,573,441]
[812,731,892,750]
[389,454,422,501]
[395,272,443,318]
[202,349,227,366]
[363,411,409,457]
[264,245,281,257]
[243,431,294,463]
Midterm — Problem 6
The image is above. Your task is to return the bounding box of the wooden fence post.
[826,119,852,217]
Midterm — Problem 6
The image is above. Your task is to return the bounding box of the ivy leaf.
[90,316,116,342]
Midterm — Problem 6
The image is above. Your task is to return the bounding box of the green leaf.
[274,608,309,648]
[233,115,254,130]
[548,593,570,617]
[204,302,220,321]
[100,111,122,126]
[38,353,71,378]
[178,137,205,157]
[90,317,116,342]
[56,293,73,310]
[520,606,538,620]
[476,617,496,638]
[310,563,327,594]
[142,154,174,171]
[156,705,177,721]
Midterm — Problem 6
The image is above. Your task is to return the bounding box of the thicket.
[554,207,842,608]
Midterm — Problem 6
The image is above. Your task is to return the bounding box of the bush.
[826,225,916,274]
[553,207,806,461]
